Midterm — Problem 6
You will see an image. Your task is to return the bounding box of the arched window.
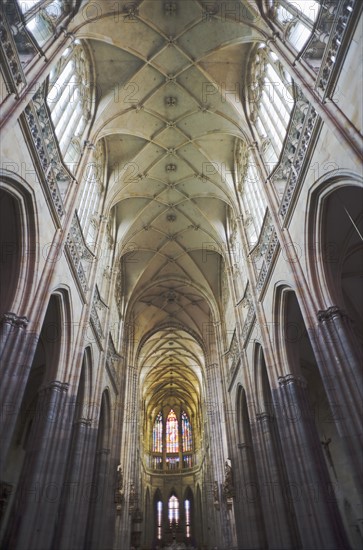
[181,411,192,452]
[151,408,194,470]
[47,42,93,168]
[166,409,178,453]
[17,1,68,47]
[185,499,191,537]
[156,500,163,540]
[168,495,179,526]
[249,45,294,165]
[152,411,163,453]
[274,0,321,52]
[236,141,267,246]
[77,141,105,246]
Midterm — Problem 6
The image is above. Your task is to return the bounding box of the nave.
[0,0,362,548]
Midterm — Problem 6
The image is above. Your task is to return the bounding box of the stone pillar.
[87,448,111,550]
[235,442,266,549]
[4,380,71,550]
[55,417,95,550]
[0,313,36,468]
[316,306,363,482]
[274,374,349,549]
[252,412,298,549]
[0,313,27,358]
[204,362,226,548]
[117,365,139,546]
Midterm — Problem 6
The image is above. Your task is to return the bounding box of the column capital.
[96,448,111,456]
[74,417,92,427]
[255,412,274,423]
[247,141,259,151]
[317,305,345,323]
[266,31,280,47]
[1,312,29,328]
[278,373,307,388]
[206,363,218,375]
[39,380,70,394]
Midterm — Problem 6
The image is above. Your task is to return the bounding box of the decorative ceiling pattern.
[72,0,262,411]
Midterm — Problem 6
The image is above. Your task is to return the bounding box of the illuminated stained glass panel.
[157,501,162,539]
[166,409,178,453]
[168,495,179,526]
[185,499,191,537]
[153,411,163,453]
[182,411,192,452]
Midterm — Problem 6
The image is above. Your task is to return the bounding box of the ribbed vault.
[140,327,203,419]
[70,0,262,395]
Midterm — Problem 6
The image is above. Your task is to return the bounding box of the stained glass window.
[185,499,191,537]
[153,412,163,453]
[157,500,162,539]
[47,42,92,169]
[168,495,179,526]
[166,409,178,453]
[182,411,192,452]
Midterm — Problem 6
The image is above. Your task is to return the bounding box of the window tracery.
[166,409,178,453]
[156,500,162,540]
[47,42,93,167]
[17,1,68,47]
[152,411,163,453]
[274,0,321,52]
[150,408,194,470]
[185,499,191,537]
[236,141,267,246]
[182,411,192,452]
[77,141,105,246]
[168,495,179,526]
[249,45,295,166]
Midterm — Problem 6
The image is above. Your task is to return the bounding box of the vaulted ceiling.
[72,0,264,410]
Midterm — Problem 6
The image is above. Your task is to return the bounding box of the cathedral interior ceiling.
[71,0,263,404]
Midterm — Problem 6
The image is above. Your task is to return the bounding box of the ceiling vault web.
[72,0,261,413]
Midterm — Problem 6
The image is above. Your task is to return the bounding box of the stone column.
[117,364,139,546]
[252,412,298,549]
[235,442,266,549]
[0,313,27,358]
[204,362,226,548]
[316,306,363,481]
[55,417,95,550]
[87,448,111,550]
[274,374,349,549]
[4,380,71,550]
[0,313,36,467]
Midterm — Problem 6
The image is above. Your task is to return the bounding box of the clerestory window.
[249,45,295,166]
[152,411,163,453]
[17,0,67,47]
[151,409,193,470]
[181,411,192,452]
[46,42,93,168]
[274,0,321,52]
[77,141,105,246]
[166,409,178,453]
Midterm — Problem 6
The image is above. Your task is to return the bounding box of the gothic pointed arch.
[0,1,362,548]
[85,388,113,550]
[0,172,37,315]
[1,291,73,550]
[306,174,363,344]
[273,284,357,548]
